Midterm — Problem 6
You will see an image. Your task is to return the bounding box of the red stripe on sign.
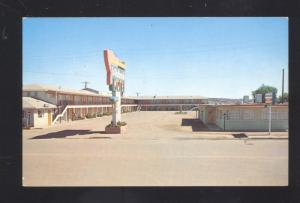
[103,50,111,85]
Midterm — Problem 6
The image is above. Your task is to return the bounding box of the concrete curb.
[178,136,288,141]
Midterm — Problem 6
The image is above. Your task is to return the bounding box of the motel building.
[22,84,288,132]
[198,104,288,131]
[22,84,138,127]
[22,97,57,128]
[127,96,208,111]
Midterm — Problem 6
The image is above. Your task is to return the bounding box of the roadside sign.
[265,92,273,104]
[255,94,263,103]
[103,50,126,94]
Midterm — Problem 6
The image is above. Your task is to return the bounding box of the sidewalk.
[191,131,288,140]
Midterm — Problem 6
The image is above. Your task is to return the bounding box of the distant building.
[22,97,57,128]
[255,94,263,103]
[128,96,208,111]
[243,96,249,103]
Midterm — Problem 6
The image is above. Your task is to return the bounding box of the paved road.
[23,111,288,186]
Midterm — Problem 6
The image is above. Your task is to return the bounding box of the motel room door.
[48,110,52,125]
[207,108,216,124]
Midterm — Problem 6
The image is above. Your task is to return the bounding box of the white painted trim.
[52,104,138,125]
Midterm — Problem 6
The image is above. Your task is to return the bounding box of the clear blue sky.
[23,17,288,98]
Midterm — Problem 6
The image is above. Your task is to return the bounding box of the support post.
[268,105,272,135]
[223,113,226,131]
[112,90,121,126]
[282,68,284,104]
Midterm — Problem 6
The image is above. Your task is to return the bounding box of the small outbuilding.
[22,97,57,128]
[198,104,288,131]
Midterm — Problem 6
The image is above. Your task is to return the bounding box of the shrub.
[103,112,111,116]
[86,113,96,119]
[73,115,85,121]
[106,121,127,128]
[96,112,103,117]
[117,121,127,126]
[175,111,187,115]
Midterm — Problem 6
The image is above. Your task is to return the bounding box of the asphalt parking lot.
[23,111,288,186]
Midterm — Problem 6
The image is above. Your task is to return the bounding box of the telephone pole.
[82,81,90,89]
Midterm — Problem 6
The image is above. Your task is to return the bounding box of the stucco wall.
[198,107,207,124]
[33,109,52,128]
[216,118,288,131]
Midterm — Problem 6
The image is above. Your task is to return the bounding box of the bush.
[96,112,103,117]
[103,112,111,116]
[106,121,127,128]
[117,121,127,126]
[85,113,96,119]
[73,115,85,121]
[175,111,187,115]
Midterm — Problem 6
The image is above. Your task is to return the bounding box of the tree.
[278,92,288,103]
[252,84,278,98]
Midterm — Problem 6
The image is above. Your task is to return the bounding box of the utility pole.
[282,69,284,103]
[82,81,90,89]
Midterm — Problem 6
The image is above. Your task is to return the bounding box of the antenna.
[82,81,90,89]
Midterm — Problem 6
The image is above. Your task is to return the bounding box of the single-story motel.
[22,97,57,128]
[22,84,288,131]
[198,104,288,131]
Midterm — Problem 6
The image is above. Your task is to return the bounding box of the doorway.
[48,110,52,125]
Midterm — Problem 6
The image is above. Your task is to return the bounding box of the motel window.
[88,97,93,104]
[241,110,255,120]
[38,110,43,118]
[272,110,288,120]
[227,110,240,120]
[261,109,268,120]
[261,109,288,120]
[277,110,288,120]
[48,93,55,98]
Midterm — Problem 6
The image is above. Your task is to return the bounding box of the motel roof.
[214,104,288,108]
[23,84,112,97]
[23,84,207,100]
[126,96,207,100]
[23,97,57,109]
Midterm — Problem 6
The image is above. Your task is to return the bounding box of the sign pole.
[223,113,226,131]
[268,105,272,135]
[104,49,126,133]
[111,90,121,126]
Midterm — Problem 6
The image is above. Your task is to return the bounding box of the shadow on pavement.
[232,133,248,138]
[30,130,108,139]
[181,118,209,131]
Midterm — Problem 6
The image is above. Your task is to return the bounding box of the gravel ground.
[23,111,288,186]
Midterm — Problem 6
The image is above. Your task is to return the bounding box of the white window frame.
[261,109,288,120]
[227,110,241,120]
[241,110,255,120]
[38,110,44,118]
